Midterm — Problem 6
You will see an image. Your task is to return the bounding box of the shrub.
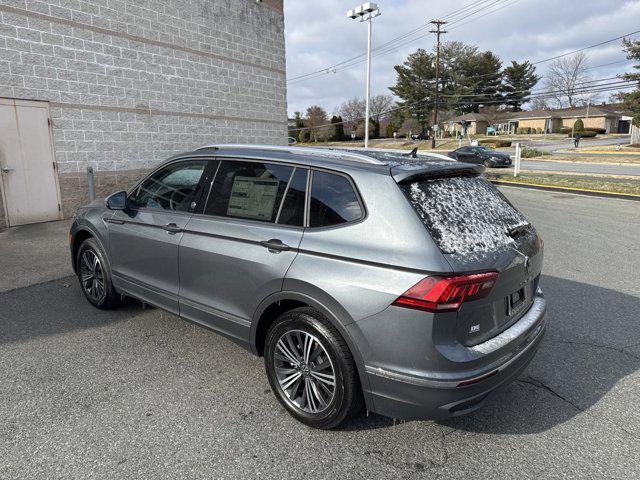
[560,126,572,134]
[479,139,512,147]
[568,130,597,138]
[591,128,607,134]
[298,129,310,143]
[385,122,396,138]
[521,146,545,158]
[573,119,584,132]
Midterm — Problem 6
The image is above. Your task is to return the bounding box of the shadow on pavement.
[2,273,638,435]
[343,275,640,432]
[0,276,144,345]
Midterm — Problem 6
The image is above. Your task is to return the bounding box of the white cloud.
[284,0,640,115]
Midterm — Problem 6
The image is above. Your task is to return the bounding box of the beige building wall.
[518,118,547,130]
[561,117,606,130]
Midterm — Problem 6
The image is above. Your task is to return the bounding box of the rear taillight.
[392,272,498,312]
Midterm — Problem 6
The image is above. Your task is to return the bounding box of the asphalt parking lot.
[1,187,639,479]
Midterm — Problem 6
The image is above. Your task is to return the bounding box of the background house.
[0,0,286,229]
[443,103,629,136]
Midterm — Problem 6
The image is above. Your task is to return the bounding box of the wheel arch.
[251,285,374,410]
[70,224,108,273]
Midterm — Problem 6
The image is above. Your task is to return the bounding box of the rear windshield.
[400,176,528,255]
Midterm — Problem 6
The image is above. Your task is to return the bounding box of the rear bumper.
[364,291,546,420]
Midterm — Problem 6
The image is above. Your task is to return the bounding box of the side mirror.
[105,191,128,210]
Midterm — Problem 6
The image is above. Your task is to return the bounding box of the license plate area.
[506,287,526,316]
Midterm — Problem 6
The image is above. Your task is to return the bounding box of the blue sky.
[283,0,640,115]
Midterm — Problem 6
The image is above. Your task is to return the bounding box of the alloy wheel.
[273,330,336,414]
[79,249,105,302]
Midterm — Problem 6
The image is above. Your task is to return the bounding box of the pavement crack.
[516,376,583,412]
[546,338,640,361]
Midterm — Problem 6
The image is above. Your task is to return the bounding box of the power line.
[286,0,509,84]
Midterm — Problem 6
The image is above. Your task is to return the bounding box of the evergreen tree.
[503,61,540,111]
[330,115,345,140]
[618,39,640,126]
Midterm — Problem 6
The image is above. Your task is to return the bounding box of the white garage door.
[0,99,62,226]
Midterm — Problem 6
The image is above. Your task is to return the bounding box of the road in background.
[518,159,640,176]
[1,189,639,479]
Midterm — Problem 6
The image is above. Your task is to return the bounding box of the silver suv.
[70,145,546,429]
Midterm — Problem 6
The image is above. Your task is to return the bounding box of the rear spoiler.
[391,162,485,183]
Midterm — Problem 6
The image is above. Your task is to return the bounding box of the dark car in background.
[448,146,512,168]
[69,145,545,429]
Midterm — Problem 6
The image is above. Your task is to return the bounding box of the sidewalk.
[0,220,73,292]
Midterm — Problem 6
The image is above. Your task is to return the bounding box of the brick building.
[0,0,286,228]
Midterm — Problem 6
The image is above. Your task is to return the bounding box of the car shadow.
[0,276,145,345]
[341,274,640,433]
[2,274,638,435]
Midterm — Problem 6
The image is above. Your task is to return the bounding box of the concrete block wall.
[0,0,286,223]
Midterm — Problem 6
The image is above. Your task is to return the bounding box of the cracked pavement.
[1,188,639,479]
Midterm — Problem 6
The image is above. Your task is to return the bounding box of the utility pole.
[430,20,447,150]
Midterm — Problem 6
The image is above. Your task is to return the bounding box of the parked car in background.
[69,145,545,429]
[448,146,512,167]
[411,132,429,140]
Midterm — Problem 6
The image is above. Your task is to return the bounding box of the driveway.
[1,188,639,479]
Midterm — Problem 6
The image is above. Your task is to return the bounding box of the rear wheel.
[77,238,121,309]
[264,307,363,429]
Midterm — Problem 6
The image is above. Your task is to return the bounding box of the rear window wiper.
[508,223,531,239]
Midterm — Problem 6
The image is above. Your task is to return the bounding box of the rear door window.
[400,175,528,255]
[309,171,363,227]
[204,160,294,223]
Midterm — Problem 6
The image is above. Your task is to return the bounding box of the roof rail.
[195,144,385,165]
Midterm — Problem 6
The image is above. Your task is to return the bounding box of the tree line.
[292,38,640,142]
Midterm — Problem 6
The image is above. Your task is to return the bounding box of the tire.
[483,160,494,168]
[264,307,363,429]
[76,238,121,309]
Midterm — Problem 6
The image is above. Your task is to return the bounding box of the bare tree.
[336,98,365,124]
[368,94,395,120]
[528,96,552,111]
[306,105,330,142]
[544,52,598,108]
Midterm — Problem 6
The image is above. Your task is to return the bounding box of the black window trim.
[127,155,367,230]
[193,156,309,230]
[306,167,367,230]
[125,157,212,216]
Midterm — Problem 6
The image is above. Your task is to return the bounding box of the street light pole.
[348,3,381,149]
[364,15,372,148]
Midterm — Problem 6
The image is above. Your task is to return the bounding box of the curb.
[489,180,640,202]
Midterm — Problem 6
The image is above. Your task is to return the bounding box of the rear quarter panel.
[285,170,452,324]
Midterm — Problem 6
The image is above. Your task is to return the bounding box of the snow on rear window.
[401,176,528,255]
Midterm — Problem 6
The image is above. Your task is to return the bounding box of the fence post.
[86,166,96,201]
[514,142,521,177]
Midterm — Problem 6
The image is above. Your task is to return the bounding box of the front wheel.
[77,238,121,309]
[483,159,494,168]
[264,307,363,429]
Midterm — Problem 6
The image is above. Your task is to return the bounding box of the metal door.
[0,99,62,226]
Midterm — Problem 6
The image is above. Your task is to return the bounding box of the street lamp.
[347,2,381,149]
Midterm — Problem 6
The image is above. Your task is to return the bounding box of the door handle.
[1,167,13,173]
[163,222,183,234]
[260,239,291,252]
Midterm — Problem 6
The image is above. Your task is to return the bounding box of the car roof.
[167,144,463,177]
